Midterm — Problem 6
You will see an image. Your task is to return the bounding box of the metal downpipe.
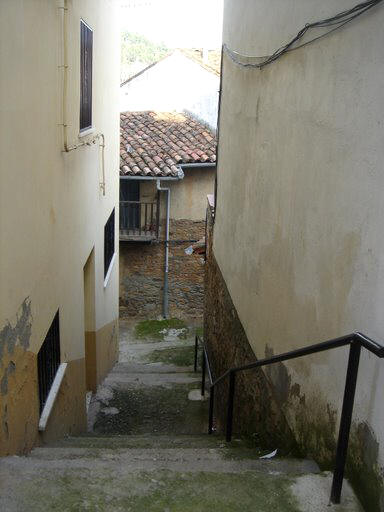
[157,179,170,318]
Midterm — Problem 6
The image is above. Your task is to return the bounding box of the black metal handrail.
[194,331,384,504]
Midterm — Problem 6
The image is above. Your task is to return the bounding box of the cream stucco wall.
[137,168,215,222]
[0,0,119,453]
[214,0,384,487]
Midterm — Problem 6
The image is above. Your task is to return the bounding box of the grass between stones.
[146,346,195,367]
[195,326,204,338]
[135,318,188,339]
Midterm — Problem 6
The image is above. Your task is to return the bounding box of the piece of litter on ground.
[85,391,92,413]
[184,245,193,255]
[188,389,208,401]
[95,385,114,404]
[159,327,188,341]
[101,407,119,416]
[260,449,277,459]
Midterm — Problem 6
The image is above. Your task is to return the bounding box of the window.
[37,311,61,414]
[80,20,93,132]
[104,208,115,278]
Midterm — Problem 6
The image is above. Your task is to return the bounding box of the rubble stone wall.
[204,209,298,450]
[119,219,205,319]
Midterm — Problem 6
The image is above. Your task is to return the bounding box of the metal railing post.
[156,191,160,238]
[209,385,215,434]
[201,350,206,397]
[330,341,361,504]
[226,371,236,442]
[194,335,198,372]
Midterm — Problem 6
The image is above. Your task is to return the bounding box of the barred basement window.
[104,208,115,278]
[37,311,61,414]
[80,20,93,132]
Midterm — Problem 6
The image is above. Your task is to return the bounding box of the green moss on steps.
[147,346,194,367]
[195,326,204,338]
[22,470,300,512]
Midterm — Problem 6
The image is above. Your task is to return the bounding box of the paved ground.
[0,318,364,511]
[88,318,208,435]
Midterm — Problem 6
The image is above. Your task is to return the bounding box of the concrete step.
[49,433,238,449]
[0,449,362,512]
[111,362,196,374]
[102,371,200,388]
[25,446,320,475]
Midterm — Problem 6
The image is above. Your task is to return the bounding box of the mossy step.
[27,447,320,475]
[0,461,362,512]
[50,434,232,449]
[111,362,195,374]
[102,371,200,387]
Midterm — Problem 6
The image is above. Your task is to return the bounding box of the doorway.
[120,179,140,231]
[83,248,96,392]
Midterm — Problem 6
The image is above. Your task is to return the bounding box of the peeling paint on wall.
[0,361,16,395]
[0,297,32,361]
[0,298,38,456]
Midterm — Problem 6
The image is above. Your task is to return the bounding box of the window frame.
[80,19,93,133]
[37,311,61,414]
[104,208,116,285]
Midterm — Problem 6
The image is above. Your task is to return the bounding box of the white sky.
[120,0,224,49]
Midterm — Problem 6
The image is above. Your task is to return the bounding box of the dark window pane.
[37,311,61,414]
[104,209,115,277]
[80,21,93,131]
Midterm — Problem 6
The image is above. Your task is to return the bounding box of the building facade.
[0,0,119,456]
[206,0,384,510]
[120,50,220,131]
[119,111,216,319]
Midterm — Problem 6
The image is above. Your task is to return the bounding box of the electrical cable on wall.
[223,0,384,69]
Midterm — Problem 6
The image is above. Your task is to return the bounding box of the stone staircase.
[0,319,364,511]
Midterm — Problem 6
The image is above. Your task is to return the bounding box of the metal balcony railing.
[194,331,384,505]
[119,200,159,241]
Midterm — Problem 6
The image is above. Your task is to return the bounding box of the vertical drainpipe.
[157,179,170,318]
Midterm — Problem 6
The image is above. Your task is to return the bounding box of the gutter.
[120,163,215,180]
[180,162,216,169]
[120,176,182,181]
[120,166,185,181]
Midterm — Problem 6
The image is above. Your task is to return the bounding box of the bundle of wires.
[224,0,384,69]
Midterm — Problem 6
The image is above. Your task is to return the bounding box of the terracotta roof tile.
[120,111,217,177]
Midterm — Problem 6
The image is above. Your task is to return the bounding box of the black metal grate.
[37,311,61,414]
[80,20,93,131]
[104,208,115,277]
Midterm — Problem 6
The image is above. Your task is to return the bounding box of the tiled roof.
[179,49,221,76]
[120,49,221,87]
[120,111,217,177]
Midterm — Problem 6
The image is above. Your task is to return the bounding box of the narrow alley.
[0,319,362,511]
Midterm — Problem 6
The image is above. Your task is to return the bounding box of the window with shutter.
[80,20,93,132]
[104,209,115,278]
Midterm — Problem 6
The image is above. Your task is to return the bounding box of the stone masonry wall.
[204,209,298,451]
[119,219,205,319]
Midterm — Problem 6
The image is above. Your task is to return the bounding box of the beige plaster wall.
[137,167,215,222]
[214,0,384,489]
[0,0,119,454]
